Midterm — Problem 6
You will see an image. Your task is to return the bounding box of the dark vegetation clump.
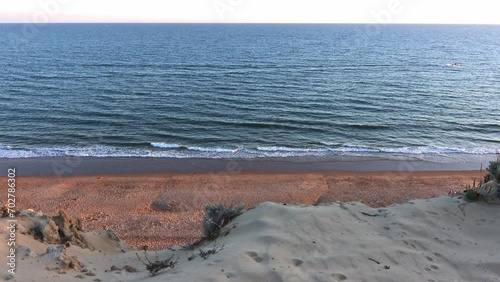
[484,155,500,183]
[136,251,179,276]
[202,203,244,240]
[465,190,479,201]
[182,203,244,250]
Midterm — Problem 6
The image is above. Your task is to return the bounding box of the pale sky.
[1,0,499,24]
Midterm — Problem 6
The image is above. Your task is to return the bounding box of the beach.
[1,156,498,282]
[2,169,499,282]
[1,158,484,249]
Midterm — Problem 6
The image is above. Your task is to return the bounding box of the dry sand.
[1,170,483,249]
[0,170,497,282]
[2,195,499,282]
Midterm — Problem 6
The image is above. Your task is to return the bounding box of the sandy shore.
[2,170,483,249]
[2,195,499,282]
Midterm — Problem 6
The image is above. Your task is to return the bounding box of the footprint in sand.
[331,273,347,281]
[245,251,263,263]
[424,265,439,272]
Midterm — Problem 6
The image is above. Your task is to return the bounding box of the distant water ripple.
[0,24,499,162]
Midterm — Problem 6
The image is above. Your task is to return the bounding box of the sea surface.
[0,24,499,162]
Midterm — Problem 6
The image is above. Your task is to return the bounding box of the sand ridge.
[2,195,499,281]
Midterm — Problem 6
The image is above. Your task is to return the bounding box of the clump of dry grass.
[198,241,225,260]
[136,250,179,276]
[202,203,244,240]
[484,154,500,183]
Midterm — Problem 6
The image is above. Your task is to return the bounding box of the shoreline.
[0,156,491,176]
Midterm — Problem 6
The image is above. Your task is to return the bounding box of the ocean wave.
[151,142,183,149]
[0,144,497,159]
[330,144,381,153]
[187,147,238,153]
[257,146,327,153]
[380,146,496,155]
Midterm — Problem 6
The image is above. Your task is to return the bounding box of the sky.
[1,0,500,24]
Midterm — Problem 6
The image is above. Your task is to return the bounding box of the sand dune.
[3,195,499,282]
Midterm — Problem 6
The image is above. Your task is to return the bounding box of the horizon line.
[0,22,499,25]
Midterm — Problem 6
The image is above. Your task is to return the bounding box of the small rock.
[53,210,83,242]
[75,274,84,279]
[41,245,67,263]
[124,265,137,273]
[17,246,36,258]
[86,271,96,276]
[66,256,83,271]
[34,217,60,244]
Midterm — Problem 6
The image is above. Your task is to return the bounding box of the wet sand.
[0,156,490,176]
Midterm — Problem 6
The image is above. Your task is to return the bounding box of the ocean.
[1,24,499,162]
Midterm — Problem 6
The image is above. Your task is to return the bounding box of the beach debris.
[368,257,380,264]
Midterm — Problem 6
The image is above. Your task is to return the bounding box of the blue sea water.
[0,24,499,161]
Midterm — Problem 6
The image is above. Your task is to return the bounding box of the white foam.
[150,142,183,149]
[187,147,238,153]
[0,144,497,159]
[331,144,381,153]
[257,146,327,153]
[380,146,496,155]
